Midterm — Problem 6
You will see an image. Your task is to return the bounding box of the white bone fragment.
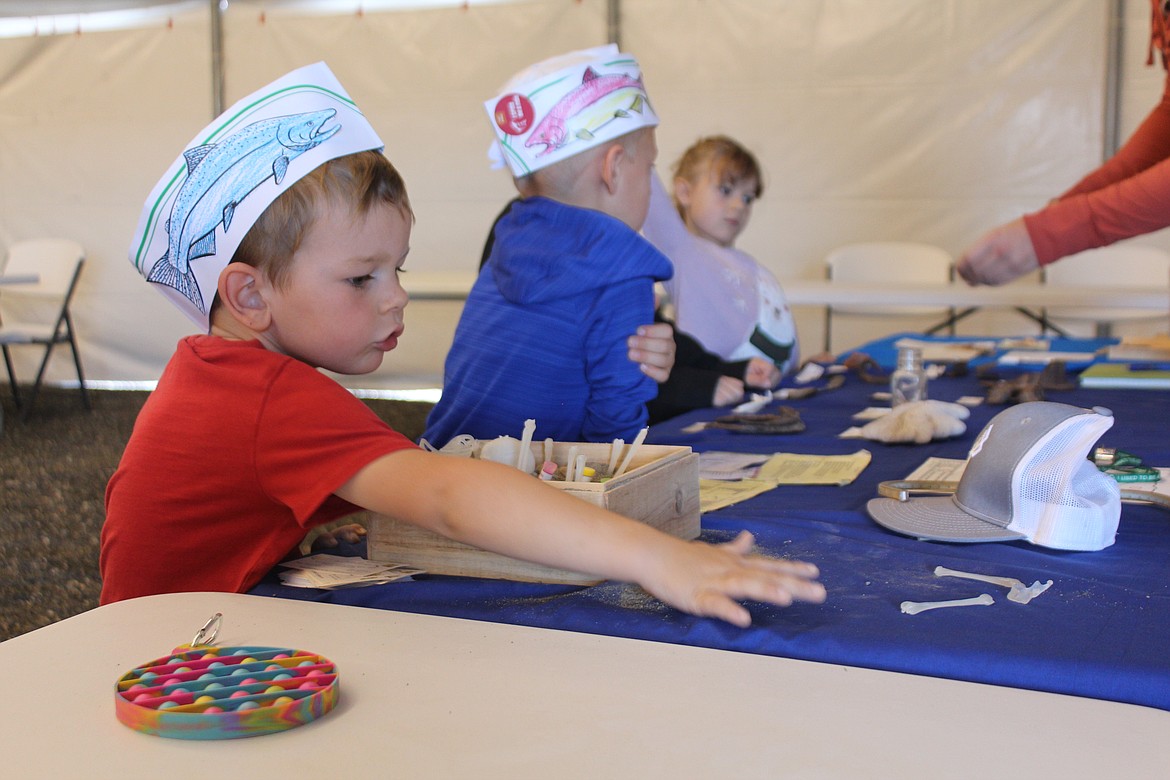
[934,566,1053,605]
[1007,580,1053,605]
[900,593,994,615]
[934,565,1017,588]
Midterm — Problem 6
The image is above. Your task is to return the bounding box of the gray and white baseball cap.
[867,402,1121,551]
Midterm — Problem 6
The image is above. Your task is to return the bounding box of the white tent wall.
[631,0,1111,350]
[0,4,213,384]
[217,0,610,388]
[0,0,1161,392]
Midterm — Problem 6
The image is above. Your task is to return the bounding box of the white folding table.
[1,591,1166,778]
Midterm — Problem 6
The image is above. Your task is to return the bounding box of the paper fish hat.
[129,62,384,330]
[485,44,658,178]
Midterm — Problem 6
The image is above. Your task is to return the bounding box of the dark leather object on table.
[979,360,1076,405]
[707,406,805,434]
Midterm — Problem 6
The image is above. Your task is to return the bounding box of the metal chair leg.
[2,344,21,409]
[20,343,56,421]
[65,313,90,410]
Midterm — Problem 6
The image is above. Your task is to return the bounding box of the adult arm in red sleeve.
[1059,77,1170,199]
[1024,152,1170,264]
[958,5,1170,283]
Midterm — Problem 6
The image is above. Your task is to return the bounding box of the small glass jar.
[890,346,928,406]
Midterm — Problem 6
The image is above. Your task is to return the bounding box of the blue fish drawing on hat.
[147,109,341,313]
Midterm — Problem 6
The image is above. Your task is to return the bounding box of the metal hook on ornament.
[190,612,223,647]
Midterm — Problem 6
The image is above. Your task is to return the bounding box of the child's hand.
[712,376,745,406]
[628,322,676,383]
[744,358,781,389]
[642,531,825,627]
[347,452,823,629]
[309,522,367,551]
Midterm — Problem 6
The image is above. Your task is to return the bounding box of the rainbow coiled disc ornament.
[115,644,339,739]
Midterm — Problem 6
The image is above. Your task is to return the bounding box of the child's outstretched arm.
[336,449,824,626]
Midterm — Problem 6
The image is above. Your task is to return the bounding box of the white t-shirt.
[642,174,798,372]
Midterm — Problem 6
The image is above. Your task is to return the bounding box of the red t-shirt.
[100,336,417,604]
[1024,0,1170,263]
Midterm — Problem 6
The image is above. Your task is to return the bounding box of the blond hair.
[519,127,652,201]
[672,135,763,218]
[231,150,412,290]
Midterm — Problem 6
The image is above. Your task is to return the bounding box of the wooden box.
[367,442,700,585]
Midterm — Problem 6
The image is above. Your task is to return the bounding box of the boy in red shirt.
[100,63,824,626]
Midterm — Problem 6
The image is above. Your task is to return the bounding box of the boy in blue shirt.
[424,45,672,446]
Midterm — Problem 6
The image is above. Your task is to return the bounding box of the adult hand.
[641,531,826,627]
[956,218,1040,286]
[713,376,746,407]
[628,321,676,382]
[744,357,781,389]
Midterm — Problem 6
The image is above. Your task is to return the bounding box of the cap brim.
[866,496,1026,543]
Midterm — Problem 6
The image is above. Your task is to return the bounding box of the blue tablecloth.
[252,335,1170,711]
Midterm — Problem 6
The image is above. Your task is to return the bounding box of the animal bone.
[1006,580,1053,604]
[934,565,1053,605]
[900,593,994,615]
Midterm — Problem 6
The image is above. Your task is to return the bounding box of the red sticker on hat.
[493,93,535,136]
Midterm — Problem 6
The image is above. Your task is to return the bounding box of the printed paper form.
[699,479,780,513]
[698,450,872,513]
[698,451,771,481]
[278,554,423,589]
[756,450,872,485]
[1107,334,1170,361]
[906,457,966,482]
[893,338,995,363]
[997,350,1097,365]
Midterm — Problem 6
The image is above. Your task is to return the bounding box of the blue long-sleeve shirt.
[423,197,673,447]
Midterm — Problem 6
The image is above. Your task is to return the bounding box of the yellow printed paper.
[755,450,871,486]
[699,479,779,513]
[698,450,872,512]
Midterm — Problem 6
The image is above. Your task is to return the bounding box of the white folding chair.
[823,242,956,353]
[0,239,91,418]
[1041,245,1170,338]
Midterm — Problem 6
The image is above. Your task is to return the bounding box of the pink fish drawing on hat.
[524,67,650,157]
[147,110,340,314]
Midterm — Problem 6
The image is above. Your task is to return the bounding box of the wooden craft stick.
[607,438,624,475]
[516,418,536,472]
[613,427,648,477]
[566,445,579,482]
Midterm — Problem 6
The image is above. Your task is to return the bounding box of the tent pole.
[210,0,225,117]
[1103,0,1125,158]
